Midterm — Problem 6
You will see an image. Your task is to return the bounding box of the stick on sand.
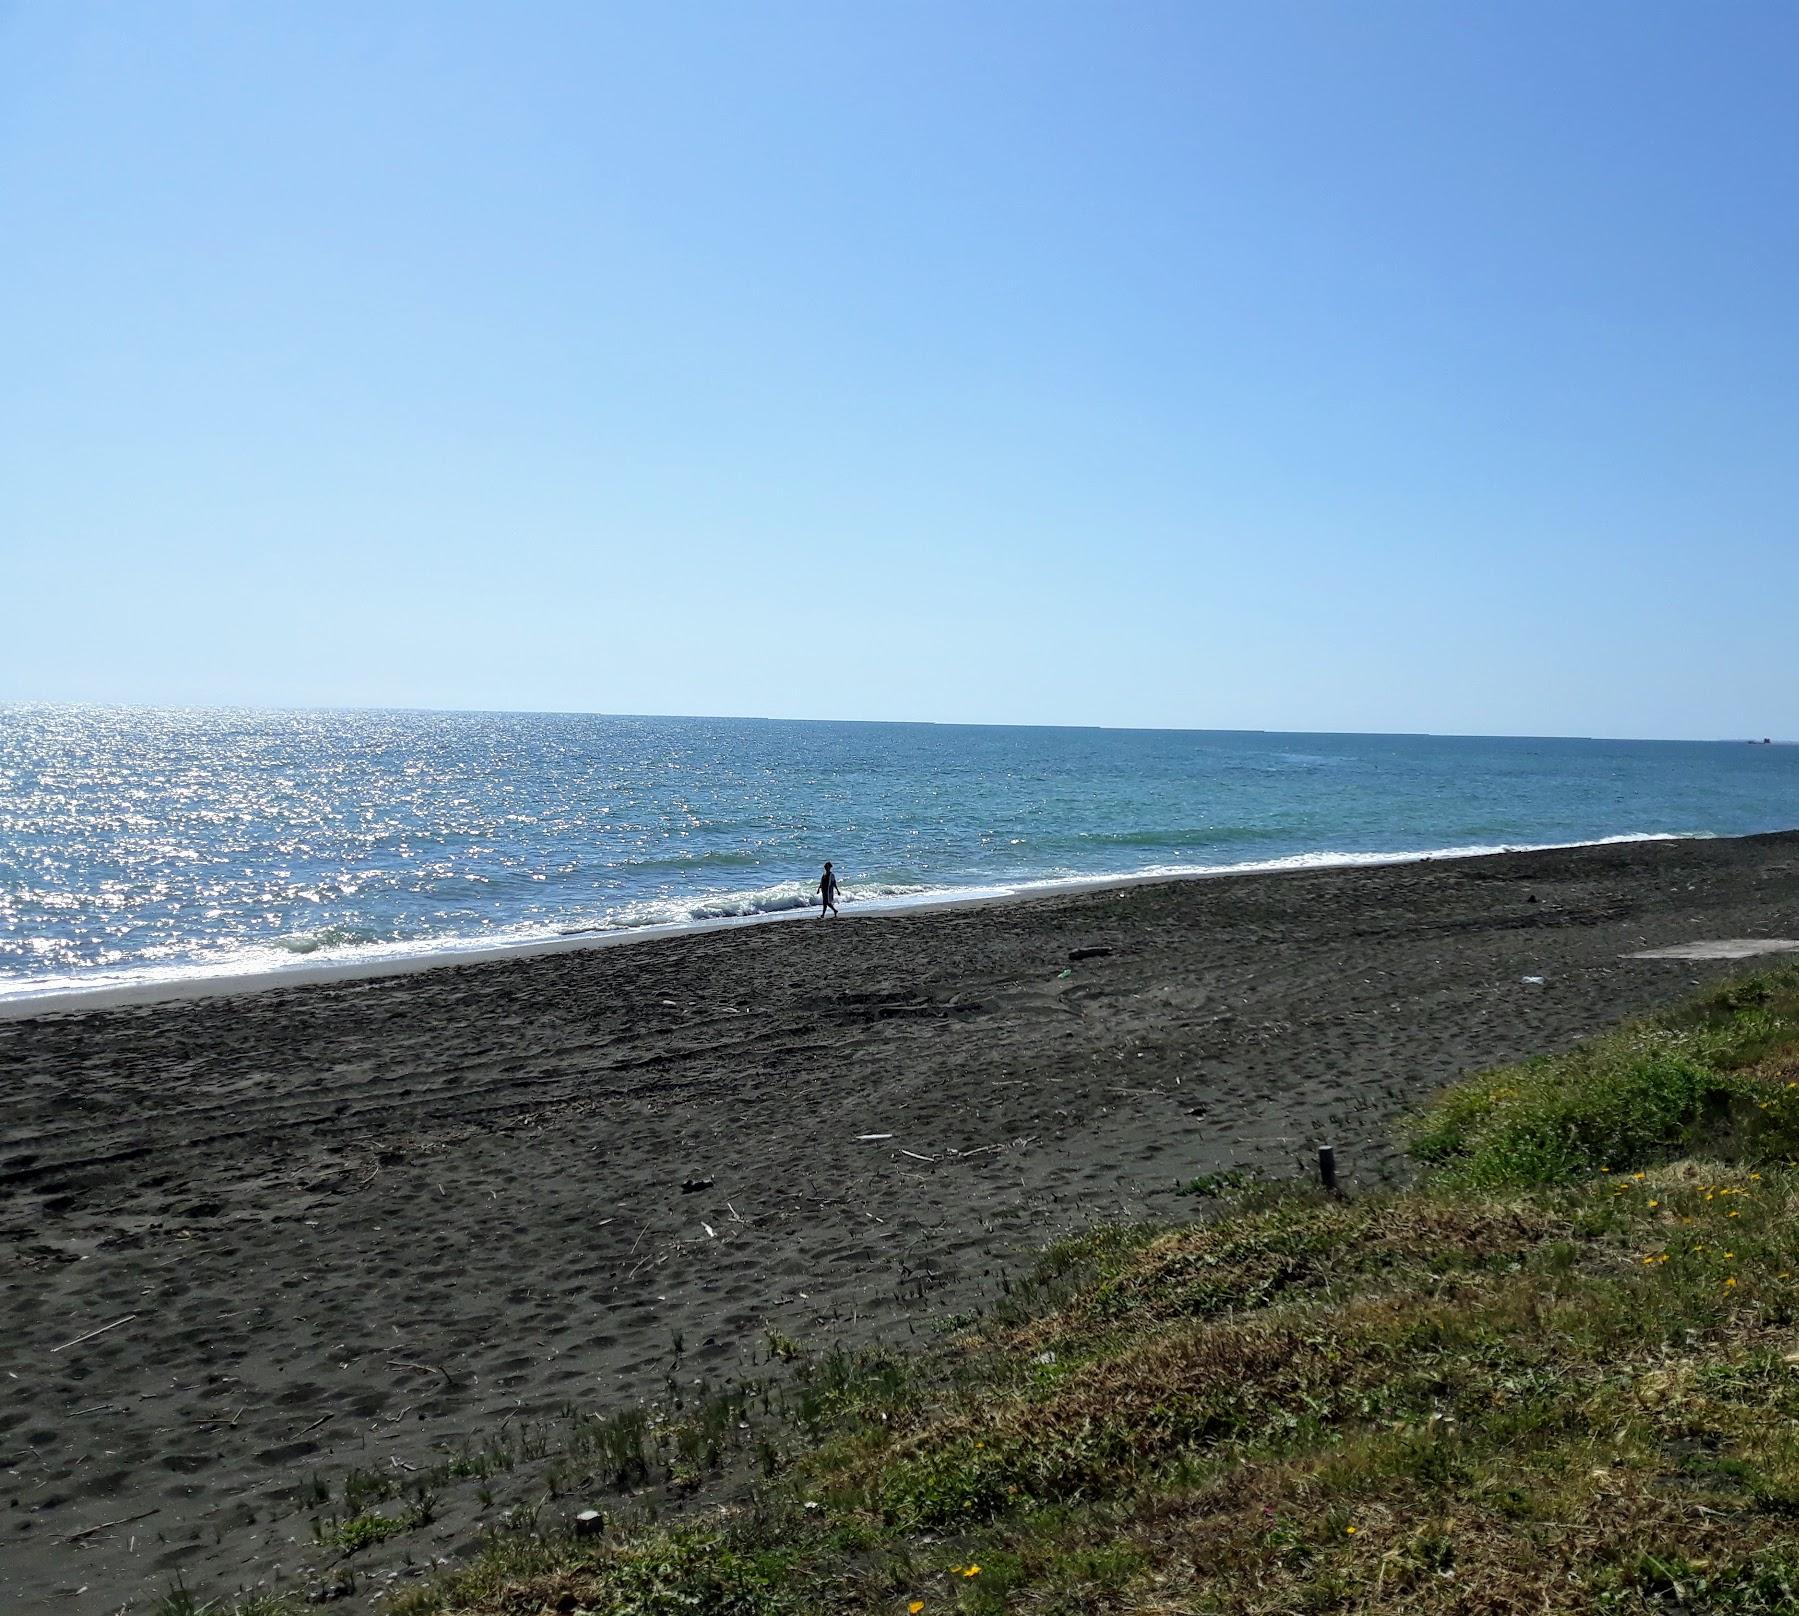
[64,1506,159,1543]
[51,1314,138,1354]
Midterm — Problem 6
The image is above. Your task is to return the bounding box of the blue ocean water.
[2,705,1795,1003]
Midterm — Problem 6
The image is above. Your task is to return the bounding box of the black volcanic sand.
[4,832,1799,1612]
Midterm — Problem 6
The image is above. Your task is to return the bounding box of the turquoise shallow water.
[2,705,1796,1001]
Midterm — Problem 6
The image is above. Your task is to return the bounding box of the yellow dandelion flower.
[1726,1277,1738,1288]
[1346,1525,1358,1535]
[1649,1200,1659,1208]
[964,1565,982,1577]
[910,1604,925,1614]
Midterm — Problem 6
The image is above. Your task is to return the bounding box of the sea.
[2,705,1795,1005]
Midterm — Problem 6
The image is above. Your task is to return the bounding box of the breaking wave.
[568,877,936,933]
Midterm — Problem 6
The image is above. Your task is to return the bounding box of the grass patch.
[334,1509,408,1553]
[1178,1167,1258,1197]
[231,964,1799,1614]
[1406,965,1799,1186]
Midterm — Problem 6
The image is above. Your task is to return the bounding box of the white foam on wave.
[0,831,1701,1010]
[270,925,385,955]
[833,831,1697,912]
[1126,831,1693,884]
[585,877,935,932]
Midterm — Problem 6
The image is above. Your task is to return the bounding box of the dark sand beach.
[4,831,1799,1611]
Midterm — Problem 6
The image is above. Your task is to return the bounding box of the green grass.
[218,963,1799,1615]
[1405,968,1799,1186]
[333,1509,408,1553]
[1177,1167,1259,1198]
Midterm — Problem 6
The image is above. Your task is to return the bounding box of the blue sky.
[3,2,1796,738]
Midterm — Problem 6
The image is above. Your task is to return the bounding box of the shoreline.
[6,828,1799,1610]
[0,828,1716,1019]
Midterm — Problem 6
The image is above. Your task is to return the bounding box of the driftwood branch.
[52,1314,138,1354]
[387,1359,455,1387]
[65,1506,160,1543]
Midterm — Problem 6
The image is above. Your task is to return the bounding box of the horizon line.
[0,697,1788,748]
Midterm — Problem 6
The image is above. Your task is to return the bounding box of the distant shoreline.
[0,826,1772,1019]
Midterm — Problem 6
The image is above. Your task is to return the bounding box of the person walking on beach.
[818,861,841,919]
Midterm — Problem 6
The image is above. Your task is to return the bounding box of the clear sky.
[3,2,1796,738]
